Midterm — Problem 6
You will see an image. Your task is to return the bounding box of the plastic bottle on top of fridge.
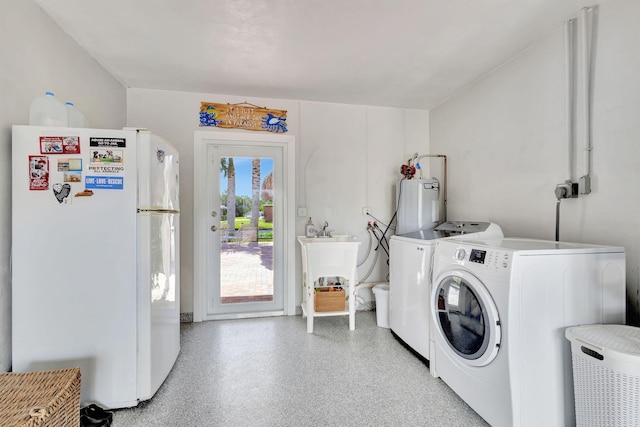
[29,91,67,127]
[65,102,86,128]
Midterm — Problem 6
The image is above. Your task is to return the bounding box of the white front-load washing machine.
[429,237,626,427]
[388,222,503,364]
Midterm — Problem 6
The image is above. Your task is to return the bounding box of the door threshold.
[203,310,285,321]
[221,295,274,304]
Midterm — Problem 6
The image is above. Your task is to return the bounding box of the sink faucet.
[319,221,332,237]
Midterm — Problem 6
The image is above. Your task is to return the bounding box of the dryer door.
[432,270,501,366]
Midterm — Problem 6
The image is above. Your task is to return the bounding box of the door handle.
[210,225,218,232]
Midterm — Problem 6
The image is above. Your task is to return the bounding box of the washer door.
[432,270,501,366]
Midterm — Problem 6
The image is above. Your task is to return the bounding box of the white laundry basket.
[372,284,390,328]
[565,324,640,426]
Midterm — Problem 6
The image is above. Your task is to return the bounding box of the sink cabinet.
[297,236,361,333]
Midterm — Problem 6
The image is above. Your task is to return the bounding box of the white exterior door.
[193,131,295,321]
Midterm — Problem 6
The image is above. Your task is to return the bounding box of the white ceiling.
[35,0,601,109]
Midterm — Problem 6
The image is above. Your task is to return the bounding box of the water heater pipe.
[416,154,448,223]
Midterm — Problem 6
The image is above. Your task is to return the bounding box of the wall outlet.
[362,207,371,217]
[555,181,579,199]
[297,207,307,217]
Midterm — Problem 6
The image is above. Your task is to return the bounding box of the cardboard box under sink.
[314,287,345,312]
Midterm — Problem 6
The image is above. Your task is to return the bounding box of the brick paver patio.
[220,241,274,303]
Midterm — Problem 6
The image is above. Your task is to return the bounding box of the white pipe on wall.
[564,18,576,182]
[579,7,594,185]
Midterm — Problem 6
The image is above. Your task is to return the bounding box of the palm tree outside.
[226,158,236,235]
[250,158,261,232]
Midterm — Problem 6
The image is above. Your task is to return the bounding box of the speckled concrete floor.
[112,311,489,426]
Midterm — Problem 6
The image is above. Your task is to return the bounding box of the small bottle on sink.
[305,217,316,237]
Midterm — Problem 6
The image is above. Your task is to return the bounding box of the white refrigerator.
[11,125,180,409]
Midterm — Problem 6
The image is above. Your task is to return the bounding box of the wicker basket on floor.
[0,367,81,427]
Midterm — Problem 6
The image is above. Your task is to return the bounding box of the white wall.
[0,0,127,371]
[430,0,640,324]
[127,88,429,314]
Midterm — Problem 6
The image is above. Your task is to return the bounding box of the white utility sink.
[297,235,361,333]
[297,235,359,244]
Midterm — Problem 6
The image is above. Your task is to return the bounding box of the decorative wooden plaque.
[199,102,288,133]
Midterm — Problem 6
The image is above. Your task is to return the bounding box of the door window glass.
[219,156,274,305]
[435,276,490,359]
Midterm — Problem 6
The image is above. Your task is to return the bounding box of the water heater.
[396,179,440,235]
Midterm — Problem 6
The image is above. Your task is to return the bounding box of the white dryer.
[429,237,626,427]
[388,222,503,363]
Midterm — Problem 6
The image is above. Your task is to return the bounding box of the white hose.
[357,228,373,267]
[358,247,380,283]
[354,227,384,310]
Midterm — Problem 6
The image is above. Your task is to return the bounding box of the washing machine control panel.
[469,249,487,264]
[484,250,511,269]
[454,246,511,270]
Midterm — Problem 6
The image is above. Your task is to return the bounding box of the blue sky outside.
[220,157,273,196]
